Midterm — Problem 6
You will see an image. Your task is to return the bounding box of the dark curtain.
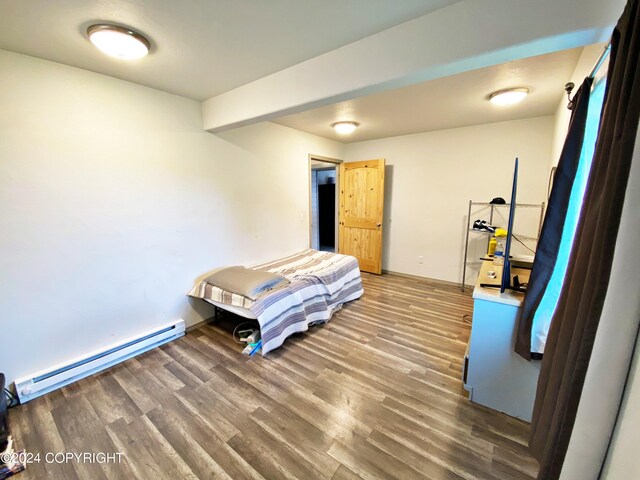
[530,1,640,479]
[515,78,592,359]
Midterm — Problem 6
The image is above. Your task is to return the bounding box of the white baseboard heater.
[14,319,185,403]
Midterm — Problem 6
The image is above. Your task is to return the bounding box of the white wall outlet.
[418,256,424,264]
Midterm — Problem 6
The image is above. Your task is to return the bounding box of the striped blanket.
[188,250,363,354]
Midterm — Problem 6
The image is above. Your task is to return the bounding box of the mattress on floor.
[188,249,364,354]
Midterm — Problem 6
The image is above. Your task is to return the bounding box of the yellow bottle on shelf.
[488,236,497,256]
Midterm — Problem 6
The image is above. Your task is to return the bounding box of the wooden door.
[338,159,385,274]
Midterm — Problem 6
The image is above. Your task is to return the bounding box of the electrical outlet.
[418,256,424,264]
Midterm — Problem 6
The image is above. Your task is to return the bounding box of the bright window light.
[88,25,150,60]
[530,78,607,354]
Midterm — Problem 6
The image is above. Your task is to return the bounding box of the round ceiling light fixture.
[332,121,359,135]
[87,24,150,60]
[489,88,529,106]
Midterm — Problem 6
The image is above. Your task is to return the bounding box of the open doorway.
[309,155,341,252]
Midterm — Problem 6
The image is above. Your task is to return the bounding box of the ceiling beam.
[202,0,623,132]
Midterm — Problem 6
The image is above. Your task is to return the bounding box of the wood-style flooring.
[9,273,539,479]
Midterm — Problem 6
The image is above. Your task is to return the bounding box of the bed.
[188,249,363,355]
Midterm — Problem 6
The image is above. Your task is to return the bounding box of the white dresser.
[463,260,541,422]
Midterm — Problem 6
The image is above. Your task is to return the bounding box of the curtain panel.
[529,1,640,478]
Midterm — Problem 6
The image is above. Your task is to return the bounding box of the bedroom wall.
[601,335,640,479]
[344,116,554,284]
[0,49,344,385]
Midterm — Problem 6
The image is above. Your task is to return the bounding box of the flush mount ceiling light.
[332,121,359,135]
[87,24,150,60]
[489,88,529,106]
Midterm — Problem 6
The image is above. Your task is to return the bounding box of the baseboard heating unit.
[15,319,185,403]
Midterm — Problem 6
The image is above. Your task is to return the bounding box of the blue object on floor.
[249,340,262,356]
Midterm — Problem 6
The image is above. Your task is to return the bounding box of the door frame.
[308,154,342,251]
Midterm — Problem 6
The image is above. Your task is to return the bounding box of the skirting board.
[186,317,215,332]
[382,269,469,290]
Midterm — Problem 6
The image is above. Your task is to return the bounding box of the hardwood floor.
[9,273,539,479]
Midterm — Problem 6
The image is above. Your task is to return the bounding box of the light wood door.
[338,159,385,274]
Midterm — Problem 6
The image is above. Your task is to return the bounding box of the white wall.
[344,116,553,284]
[316,169,336,185]
[602,335,640,479]
[0,49,344,385]
[600,127,640,480]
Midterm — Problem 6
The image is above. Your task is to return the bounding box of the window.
[531,77,607,354]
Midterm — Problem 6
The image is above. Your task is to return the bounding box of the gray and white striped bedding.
[188,249,363,354]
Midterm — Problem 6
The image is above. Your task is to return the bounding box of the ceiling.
[311,159,338,168]
[273,47,583,143]
[0,0,461,101]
